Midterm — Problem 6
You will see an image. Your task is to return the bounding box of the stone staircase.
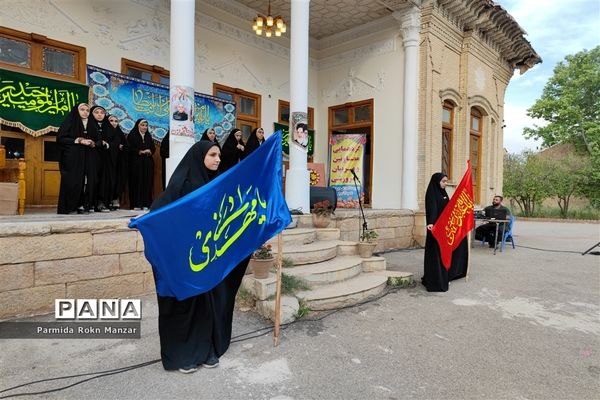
[241,215,413,321]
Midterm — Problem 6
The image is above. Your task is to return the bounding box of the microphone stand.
[351,170,368,241]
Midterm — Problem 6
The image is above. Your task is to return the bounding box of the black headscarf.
[57,103,91,146]
[200,128,219,145]
[425,172,449,225]
[220,128,243,171]
[243,127,264,158]
[151,140,220,210]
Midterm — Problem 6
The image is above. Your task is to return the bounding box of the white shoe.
[178,366,198,374]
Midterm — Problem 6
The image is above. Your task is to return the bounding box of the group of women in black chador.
[57,104,129,214]
[57,103,154,214]
[57,103,267,215]
[422,172,469,292]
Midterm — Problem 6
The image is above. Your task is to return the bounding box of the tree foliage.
[503,151,553,216]
[545,154,592,217]
[524,46,600,207]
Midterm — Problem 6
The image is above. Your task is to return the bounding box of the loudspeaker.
[309,186,337,211]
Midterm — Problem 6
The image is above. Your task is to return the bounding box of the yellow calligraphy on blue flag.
[129,131,290,300]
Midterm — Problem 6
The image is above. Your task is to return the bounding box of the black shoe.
[202,347,219,368]
[489,243,495,248]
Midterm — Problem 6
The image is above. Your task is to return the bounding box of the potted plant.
[250,243,274,279]
[357,228,378,258]
[311,200,334,228]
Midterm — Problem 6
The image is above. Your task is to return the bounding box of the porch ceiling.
[233,0,414,40]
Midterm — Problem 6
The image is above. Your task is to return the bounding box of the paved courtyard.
[0,219,598,399]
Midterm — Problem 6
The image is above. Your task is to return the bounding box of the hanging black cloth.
[127,119,155,209]
[220,129,244,172]
[422,173,468,292]
[149,140,250,370]
[56,104,99,214]
[242,127,264,159]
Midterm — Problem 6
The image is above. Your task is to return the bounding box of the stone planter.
[357,242,377,258]
[312,213,331,228]
[250,258,273,279]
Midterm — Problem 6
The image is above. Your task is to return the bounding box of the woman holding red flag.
[422,172,468,292]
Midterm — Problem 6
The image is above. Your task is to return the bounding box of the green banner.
[274,122,314,156]
[0,68,89,136]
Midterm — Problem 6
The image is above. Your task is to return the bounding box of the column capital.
[393,7,421,46]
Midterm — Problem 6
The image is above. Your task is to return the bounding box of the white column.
[167,0,195,184]
[395,8,420,210]
[285,0,311,213]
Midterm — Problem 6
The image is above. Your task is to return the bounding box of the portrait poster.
[273,122,314,157]
[87,65,236,143]
[328,133,366,208]
[169,85,194,138]
[291,111,308,150]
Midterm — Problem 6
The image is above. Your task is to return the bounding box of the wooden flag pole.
[273,233,283,346]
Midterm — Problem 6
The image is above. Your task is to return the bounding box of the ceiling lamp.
[252,0,286,37]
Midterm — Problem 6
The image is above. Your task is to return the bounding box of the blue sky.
[495,0,600,153]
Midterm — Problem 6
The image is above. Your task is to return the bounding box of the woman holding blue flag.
[150,140,251,374]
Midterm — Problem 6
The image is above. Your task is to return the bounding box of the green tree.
[503,151,553,216]
[546,154,591,218]
[524,46,600,207]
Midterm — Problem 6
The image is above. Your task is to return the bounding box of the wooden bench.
[0,144,26,215]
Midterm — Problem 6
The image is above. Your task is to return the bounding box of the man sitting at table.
[475,195,511,248]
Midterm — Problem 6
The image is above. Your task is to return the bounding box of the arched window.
[470,108,483,203]
[442,101,454,179]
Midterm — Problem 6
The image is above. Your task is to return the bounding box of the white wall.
[1,0,406,209]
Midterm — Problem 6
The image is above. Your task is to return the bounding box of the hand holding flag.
[431,161,475,270]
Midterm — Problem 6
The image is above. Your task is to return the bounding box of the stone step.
[295,273,388,311]
[284,255,363,285]
[372,270,414,287]
[266,228,317,246]
[361,256,387,272]
[315,228,341,241]
[274,240,339,265]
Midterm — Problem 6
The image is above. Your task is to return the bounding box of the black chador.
[89,105,119,211]
[422,173,468,292]
[56,104,99,214]
[127,119,155,209]
[220,129,244,172]
[242,127,264,159]
[150,141,250,371]
[110,115,128,207]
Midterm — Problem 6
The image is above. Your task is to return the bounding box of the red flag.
[431,161,475,270]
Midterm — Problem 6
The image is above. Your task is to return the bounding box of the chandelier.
[252,0,286,37]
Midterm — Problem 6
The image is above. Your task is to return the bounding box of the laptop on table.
[487,208,508,220]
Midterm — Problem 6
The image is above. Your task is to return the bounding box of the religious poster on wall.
[87,65,236,143]
[0,67,89,136]
[273,122,314,157]
[291,111,308,150]
[329,133,366,208]
[169,85,194,138]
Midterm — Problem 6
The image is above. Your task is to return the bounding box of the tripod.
[582,241,600,256]
[350,169,368,240]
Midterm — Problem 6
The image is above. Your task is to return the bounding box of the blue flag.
[129,131,291,300]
